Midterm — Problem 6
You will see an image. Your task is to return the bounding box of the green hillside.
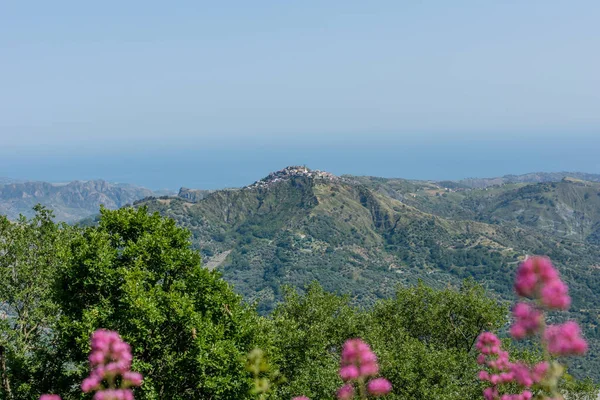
[356,176,600,244]
[136,167,600,379]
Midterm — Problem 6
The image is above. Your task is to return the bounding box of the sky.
[1,1,599,189]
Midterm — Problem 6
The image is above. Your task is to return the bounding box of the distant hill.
[136,166,600,379]
[0,177,23,185]
[177,187,215,202]
[455,171,600,188]
[0,179,170,222]
[355,176,600,245]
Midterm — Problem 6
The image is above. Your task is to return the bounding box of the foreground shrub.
[52,207,263,399]
[41,329,143,400]
[336,339,392,399]
[270,281,507,399]
[477,256,590,399]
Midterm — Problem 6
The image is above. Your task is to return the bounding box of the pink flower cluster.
[509,303,542,340]
[337,339,392,399]
[81,329,143,400]
[477,256,589,400]
[544,322,587,356]
[476,332,547,400]
[512,257,587,357]
[39,330,142,400]
[514,256,570,310]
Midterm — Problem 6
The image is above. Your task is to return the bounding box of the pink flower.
[39,395,61,400]
[510,363,533,387]
[514,256,560,298]
[338,339,391,398]
[544,322,588,356]
[292,397,310,400]
[82,375,103,392]
[341,339,374,366]
[336,384,354,400]
[339,365,359,381]
[531,361,548,382]
[82,329,143,398]
[93,389,134,400]
[514,257,540,297]
[339,338,380,379]
[122,371,143,387]
[478,370,490,381]
[341,339,370,364]
[540,279,571,310]
[476,332,501,355]
[500,391,533,400]
[510,303,542,339]
[521,391,533,400]
[359,361,379,377]
[480,256,587,400]
[89,350,106,366]
[367,378,392,396]
[486,350,511,371]
[483,387,498,400]
[499,372,514,383]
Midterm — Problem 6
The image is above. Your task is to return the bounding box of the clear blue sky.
[1,1,599,189]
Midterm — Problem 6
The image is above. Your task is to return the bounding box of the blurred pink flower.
[336,384,354,400]
[367,378,392,396]
[510,303,542,339]
[544,322,588,356]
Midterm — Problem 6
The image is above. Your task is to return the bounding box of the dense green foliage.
[268,281,507,400]
[0,201,598,399]
[53,206,263,399]
[0,206,72,399]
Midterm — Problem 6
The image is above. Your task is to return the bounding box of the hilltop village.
[246,166,341,189]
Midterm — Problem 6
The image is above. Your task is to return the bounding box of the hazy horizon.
[2,132,600,190]
[2,2,599,189]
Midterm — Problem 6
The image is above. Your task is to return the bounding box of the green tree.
[267,280,508,400]
[0,206,72,400]
[370,280,507,353]
[269,283,361,399]
[54,206,262,399]
[365,280,507,399]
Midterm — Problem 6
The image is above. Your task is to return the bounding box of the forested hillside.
[136,167,600,379]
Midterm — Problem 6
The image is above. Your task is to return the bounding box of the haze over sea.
[2,1,599,189]
[2,132,599,190]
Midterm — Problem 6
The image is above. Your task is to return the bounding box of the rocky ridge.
[0,180,157,222]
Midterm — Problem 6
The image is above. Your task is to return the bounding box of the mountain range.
[132,166,600,379]
[3,167,600,377]
[0,179,172,222]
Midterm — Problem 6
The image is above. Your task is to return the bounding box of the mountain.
[177,187,215,202]
[354,176,600,244]
[453,171,600,189]
[0,179,168,222]
[0,177,23,185]
[135,166,600,379]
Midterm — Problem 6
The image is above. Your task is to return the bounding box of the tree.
[267,280,508,400]
[0,206,72,400]
[53,206,263,399]
[269,283,361,399]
